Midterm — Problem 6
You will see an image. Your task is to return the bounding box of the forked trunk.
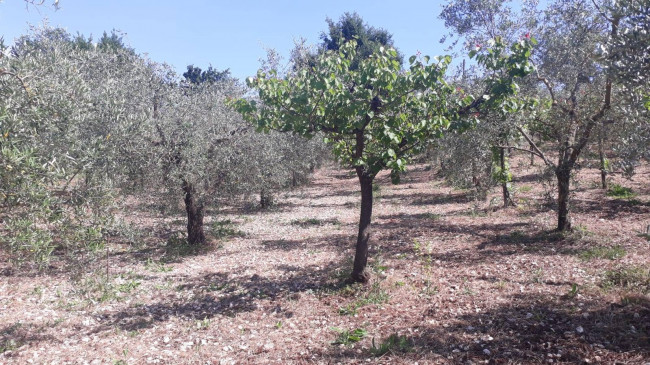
[556,167,572,231]
[350,168,373,284]
[183,181,206,245]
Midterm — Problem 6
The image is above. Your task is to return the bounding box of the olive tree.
[442,0,648,231]
[0,27,157,267]
[234,39,534,283]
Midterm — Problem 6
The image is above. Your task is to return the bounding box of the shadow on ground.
[306,292,650,363]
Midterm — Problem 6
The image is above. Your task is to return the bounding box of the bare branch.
[516,125,554,167]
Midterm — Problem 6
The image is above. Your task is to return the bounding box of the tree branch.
[516,125,554,167]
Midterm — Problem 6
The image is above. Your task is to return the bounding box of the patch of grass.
[370,333,413,356]
[73,272,141,303]
[606,184,637,199]
[601,266,650,293]
[338,282,390,316]
[0,323,23,354]
[331,327,367,346]
[579,246,626,261]
[211,220,245,240]
[424,212,441,220]
[290,217,341,227]
[144,258,173,272]
[518,185,533,193]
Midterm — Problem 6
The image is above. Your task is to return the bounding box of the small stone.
[483,349,491,355]
[576,326,584,334]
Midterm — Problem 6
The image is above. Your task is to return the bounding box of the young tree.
[233,38,534,283]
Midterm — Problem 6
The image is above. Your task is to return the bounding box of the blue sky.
[0,0,453,80]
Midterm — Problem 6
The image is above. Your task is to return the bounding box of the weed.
[424,212,441,220]
[32,286,43,297]
[331,327,367,346]
[518,185,533,193]
[567,283,580,298]
[338,283,389,316]
[145,258,173,272]
[338,304,359,316]
[370,333,412,356]
[602,266,650,293]
[211,220,245,240]
[531,268,544,284]
[394,281,405,287]
[370,255,388,275]
[275,321,282,329]
[205,282,229,292]
[196,318,210,330]
[579,246,626,261]
[606,184,637,199]
[290,218,341,227]
[421,279,439,296]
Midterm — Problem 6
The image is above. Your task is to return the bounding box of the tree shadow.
[85,260,347,335]
[380,191,472,206]
[258,233,352,253]
[308,292,650,363]
[373,213,586,265]
[571,197,650,220]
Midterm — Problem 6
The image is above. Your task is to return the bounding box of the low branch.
[516,125,554,167]
[497,145,542,158]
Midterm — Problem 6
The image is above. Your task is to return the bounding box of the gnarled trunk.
[183,181,205,245]
[350,168,373,284]
[556,167,572,231]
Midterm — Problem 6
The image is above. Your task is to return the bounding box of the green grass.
[424,212,442,220]
[370,333,412,356]
[211,220,245,239]
[601,266,650,293]
[144,258,173,272]
[606,184,637,199]
[579,245,626,261]
[338,282,390,316]
[290,217,340,227]
[518,185,533,193]
[331,327,367,345]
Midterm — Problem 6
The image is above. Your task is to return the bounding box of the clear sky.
[0,0,453,81]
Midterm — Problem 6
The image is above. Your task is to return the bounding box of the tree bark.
[350,168,373,284]
[556,167,572,231]
[260,188,274,209]
[500,147,513,208]
[598,128,607,189]
[183,181,206,245]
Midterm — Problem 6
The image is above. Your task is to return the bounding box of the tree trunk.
[350,168,373,284]
[598,128,608,189]
[260,188,274,208]
[183,181,206,245]
[556,167,572,231]
[501,147,513,208]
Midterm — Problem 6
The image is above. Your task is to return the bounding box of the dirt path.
[1,161,649,364]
